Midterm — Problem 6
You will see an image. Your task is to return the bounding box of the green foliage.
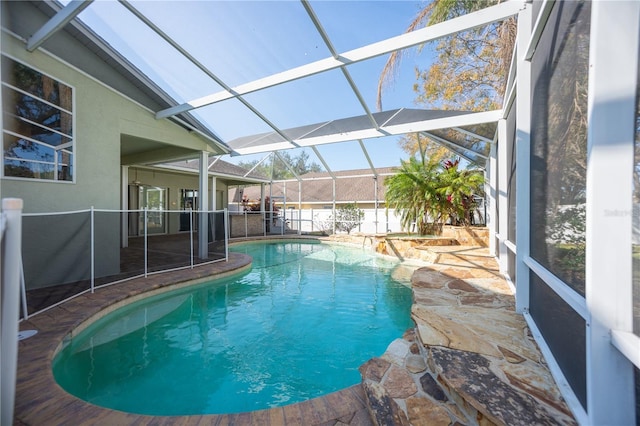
[385,157,484,235]
[334,203,365,235]
[548,204,586,279]
[385,157,443,235]
[378,0,516,159]
[237,151,322,180]
[437,159,485,225]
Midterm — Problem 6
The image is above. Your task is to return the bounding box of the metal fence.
[19,208,228,319]
[227,204,487,238]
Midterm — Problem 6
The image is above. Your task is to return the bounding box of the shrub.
[334,203,365,235]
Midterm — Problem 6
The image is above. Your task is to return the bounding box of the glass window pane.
[1,56,73,110]
[530,272,587,409]
[4,134,55,163]
[530,1,590,297]
[4,158,55,179]
[56,150,73,182]
[2,87,72,137]
[3,111,72,147]
[2,56,74,182]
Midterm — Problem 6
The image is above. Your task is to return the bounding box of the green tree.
[334,203,365,235]
[378,0,516,156]
[437,159,485,225]
[385,157,484,235]
[384,157,444,235]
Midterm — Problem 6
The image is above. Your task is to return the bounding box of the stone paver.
[359,244,577,426]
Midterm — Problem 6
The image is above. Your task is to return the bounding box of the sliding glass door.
[138,185,167,235]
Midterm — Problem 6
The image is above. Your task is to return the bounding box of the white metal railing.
[1,198,24,426]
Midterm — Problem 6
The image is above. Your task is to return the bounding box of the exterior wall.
[1,32,218,289]
[1,34,214,213]
[229,213,264,238]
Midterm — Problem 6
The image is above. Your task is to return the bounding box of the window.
[1,56,74,181]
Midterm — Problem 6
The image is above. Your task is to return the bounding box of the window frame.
[1,54,76,183]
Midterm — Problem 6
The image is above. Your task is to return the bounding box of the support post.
[515,4,532,314]
[90,206,95,293]
[497,119,509,273]
[261,183,266,236]
[1,198,23,426]
[332,179,336,234]
[585,1,639,423]
[211,177,217,210]
[298,180,302,235]
[374,177,379,234]
[487,139,498,257]
[121,166,129,248]
[198,151,209,259]
[144,207,148,277]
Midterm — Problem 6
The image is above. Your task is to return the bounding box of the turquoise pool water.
[53,241,413,415]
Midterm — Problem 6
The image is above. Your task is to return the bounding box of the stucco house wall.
[1,32,221,289]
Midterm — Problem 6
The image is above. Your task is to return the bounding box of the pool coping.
[14,251,373,425]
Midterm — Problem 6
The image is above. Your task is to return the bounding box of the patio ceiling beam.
[117,0,297,149]
[451,127,494,144]
[301,0,380,131]
[27,0,94,52]
[421,131,486,165]
[156,0,525,119]
[244,153,272,177]
[358,140,378,178]
[311,146,336,180]
[207,155,221,170]
[274,151,302,182]
[232,109,502,155]
[524,0,555,61]
[422,135,479,166]
[303,110,503,150]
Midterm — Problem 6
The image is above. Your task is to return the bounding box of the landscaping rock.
[362,381,409,426]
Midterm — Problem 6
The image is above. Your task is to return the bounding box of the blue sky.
[74,1,434,171]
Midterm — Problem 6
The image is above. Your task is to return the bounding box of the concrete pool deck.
[13,237,575,425]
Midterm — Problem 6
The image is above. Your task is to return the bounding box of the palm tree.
[437,159,485,225]
[385,157,444,235]
[386,156,485,235]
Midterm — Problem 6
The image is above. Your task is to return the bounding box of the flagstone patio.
[360,245,577,425]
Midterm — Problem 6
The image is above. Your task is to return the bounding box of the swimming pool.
[53,241,413,415]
